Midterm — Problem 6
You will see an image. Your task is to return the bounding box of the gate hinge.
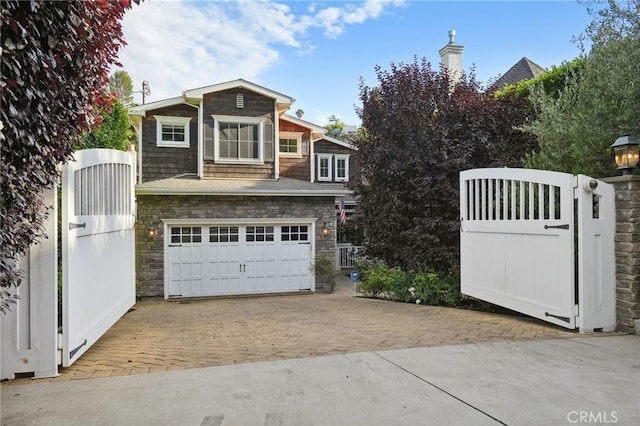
[57,333,63,366]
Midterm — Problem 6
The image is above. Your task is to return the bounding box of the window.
[212,115,263,163]
[170,226,201,244]
[155,116,191,148]
[335,154,349,182]
[246,226,274,242]
[209,226,239,243]
[318,154,332,181]
[278,132,303,157]
[282,225,308,241]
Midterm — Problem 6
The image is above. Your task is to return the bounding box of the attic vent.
[236,93,244,108]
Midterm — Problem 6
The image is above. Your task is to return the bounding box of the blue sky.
[117,1,594,126]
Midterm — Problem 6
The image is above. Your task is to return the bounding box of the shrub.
[357,261,460,306]
[411,271,460,306]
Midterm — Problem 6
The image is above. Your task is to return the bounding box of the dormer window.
[335,154,349,182]
[212,115,263,163]
[278,132,303,157]
[155,116,191,148]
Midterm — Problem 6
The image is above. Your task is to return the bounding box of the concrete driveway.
[14,276,579,384]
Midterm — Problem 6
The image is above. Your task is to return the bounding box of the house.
[129,79,356,299]
[491,57,547,91]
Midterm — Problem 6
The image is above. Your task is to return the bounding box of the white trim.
[136,187,352,197]
[278,131,303,158]
[334,154,349,182]
[155,116,192,148]
[310,138,315,182]
[321,135,358,151]
[129,96,196,116]
[197,100,203,178]
[162,217,317,226]
[318,154,332,181]
[274,104,279,180]
[184,79,294,105]
[212,115,264,164]
[281,114,326,134]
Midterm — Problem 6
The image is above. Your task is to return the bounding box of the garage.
[164,220,313,298]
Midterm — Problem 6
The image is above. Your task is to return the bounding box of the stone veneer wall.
[602,175,640,333]
[136,195,336,297]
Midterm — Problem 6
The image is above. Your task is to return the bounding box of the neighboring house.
[129,79,352,299]
[491,57,547,91]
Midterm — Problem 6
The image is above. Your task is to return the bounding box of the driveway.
[16,276,578,384]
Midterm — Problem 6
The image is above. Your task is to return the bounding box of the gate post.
[602,175,640,334]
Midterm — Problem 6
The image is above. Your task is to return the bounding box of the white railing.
[337,245,365,269]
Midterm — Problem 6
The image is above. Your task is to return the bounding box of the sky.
[116,0,595,126]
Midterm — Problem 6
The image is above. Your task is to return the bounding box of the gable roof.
[492,57,546,90]
[281,114,326,134]
[184,79,294,105]
[128,79,294,115]
[318,135,358,151]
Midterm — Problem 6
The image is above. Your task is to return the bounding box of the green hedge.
[357,261,460,306]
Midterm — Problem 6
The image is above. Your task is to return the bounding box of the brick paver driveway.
[21,277,577,383]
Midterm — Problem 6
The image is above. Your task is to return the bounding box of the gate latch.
[69,222,86,230]
[544,224,570,230]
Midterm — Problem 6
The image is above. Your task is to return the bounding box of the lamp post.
[610,135,639,175]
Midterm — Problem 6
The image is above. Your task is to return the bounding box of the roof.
[128,79,294,115]
[281,114,326,134]
[184,79,294,105]
[492,57,547,90]
[136,176,353,197]
[129,96,194,117]
[317,135,358,151]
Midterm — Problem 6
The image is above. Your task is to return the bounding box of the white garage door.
[166,223,312,298]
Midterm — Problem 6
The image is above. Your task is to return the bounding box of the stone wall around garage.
[136,194,336,297]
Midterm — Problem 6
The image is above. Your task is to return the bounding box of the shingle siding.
[202,88,276,179]
[314,139,358,183]
[141,104,198,182]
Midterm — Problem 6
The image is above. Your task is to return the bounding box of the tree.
[325,115,345,139]
[78,101,132,151]
[354,58,535,274]
[109,70,134,107]
[1,0,135,311]
[523,0,640,177]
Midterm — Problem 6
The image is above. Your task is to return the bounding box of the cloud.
[115,0,404,103]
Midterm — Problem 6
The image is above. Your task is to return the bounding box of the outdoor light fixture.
[321,222,330,237]
[148,228,158,240]
[610,134,639,175]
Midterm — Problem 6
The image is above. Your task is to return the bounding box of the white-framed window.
[155,116,191,148]
[212,115,263,163]
[318,154,332,181]
[278,131,303,157]
[335,154,349,182]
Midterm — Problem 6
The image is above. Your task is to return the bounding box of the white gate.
[1,149,136,380]
[460,168,615,333]
[61,148,136,366]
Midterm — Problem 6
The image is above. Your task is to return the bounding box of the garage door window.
[209,226,239,243]
[246,226,274,242]
[282,225,308,241]
[170,226,202,243]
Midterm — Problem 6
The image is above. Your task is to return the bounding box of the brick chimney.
[439,30,464,83]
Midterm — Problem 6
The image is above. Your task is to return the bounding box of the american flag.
[339,200,347,225]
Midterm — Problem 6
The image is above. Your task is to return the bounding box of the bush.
[357,261,460,306]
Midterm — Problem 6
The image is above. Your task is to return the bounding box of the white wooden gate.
[61,148,136,366]
[1,149,136,380]
[460,168,615,333]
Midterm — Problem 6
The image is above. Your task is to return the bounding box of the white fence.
[337,245,365,269]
